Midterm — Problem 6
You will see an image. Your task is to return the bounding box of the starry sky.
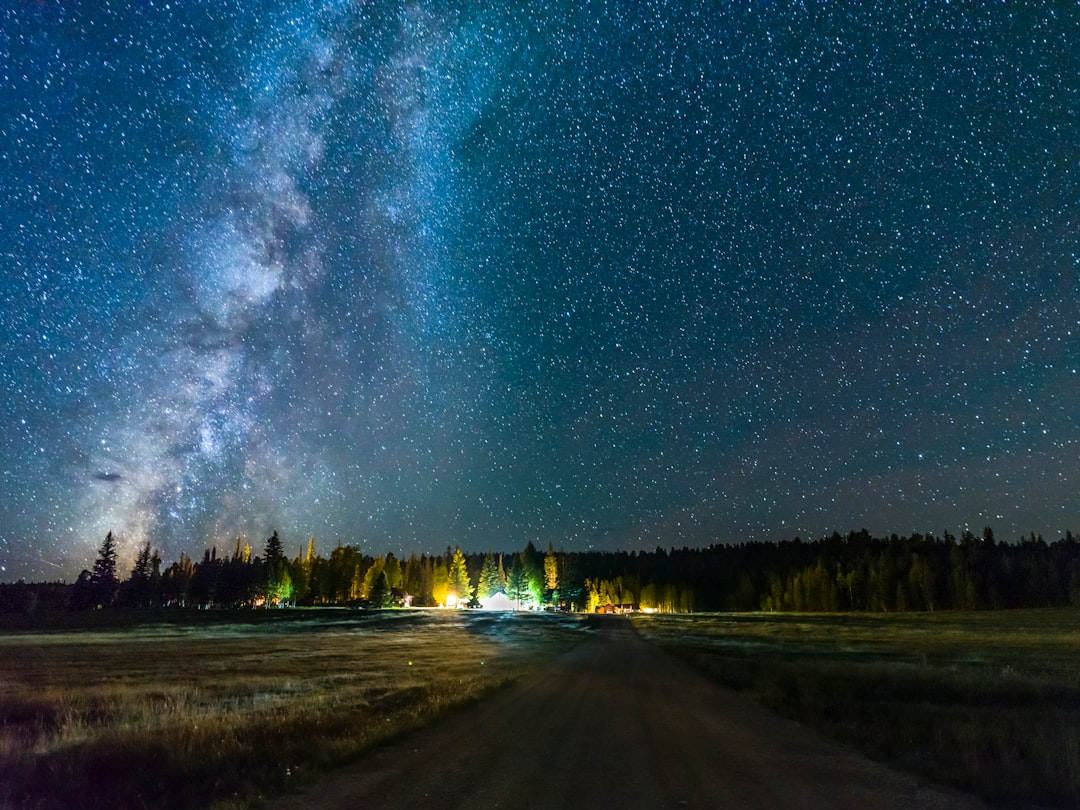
[1,2,1078,581]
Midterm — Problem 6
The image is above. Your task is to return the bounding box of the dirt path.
[267,616,986,810]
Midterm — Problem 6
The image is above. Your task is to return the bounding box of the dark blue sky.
[1,1,1077,580]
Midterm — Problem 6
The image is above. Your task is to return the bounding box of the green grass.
[0,609,586,810]
[631,609,1080,809]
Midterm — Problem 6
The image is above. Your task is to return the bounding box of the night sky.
[2,2,1077,581]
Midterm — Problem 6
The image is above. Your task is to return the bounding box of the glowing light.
[477,592,514,611]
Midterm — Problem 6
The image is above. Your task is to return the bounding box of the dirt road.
[268,616,986,809]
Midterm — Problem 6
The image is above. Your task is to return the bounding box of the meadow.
[0,609,587,809]
[631,609,1080,809]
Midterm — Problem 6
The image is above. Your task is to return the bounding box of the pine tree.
[419,555,435,605]
[639,582,658,612]
[508,547,542,609]
[432,564,450,607]
[83,531,120,608]
[368,570,391,609]
[91,531,119,587]
[263,531,288,607]
[131,542,151,580]
[402,553,424,601]
[295,536,316,604]
[121,542,154,608]
[269,567,294,607]
[362,556,385,599]
[264,530,284,565]
[478,552,502,601]
[448,547,472,606]
[384,553,403,589]
[584,578,600,613]
[507,562,538,610]
[521,541,541,582]
[544,544,559,602]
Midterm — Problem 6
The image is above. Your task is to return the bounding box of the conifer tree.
[264,530,284,565]
[384,553,404,589]
[432,563,450,607]
[368,570,391,608]
[262,530,289,607]
[478,552,502,601]
[121,542,154,608]
[362,556,385,599]
[91,531,119,587]
[86,531,120,607]
[448,548,472,606]
[497,553,508,591]
[270,567,293,607]
[402,553,424,601]
[418,555,436,605]
[544,544,559,605]
[507,563,530,610]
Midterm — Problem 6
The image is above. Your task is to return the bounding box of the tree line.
[4,526,1080,615]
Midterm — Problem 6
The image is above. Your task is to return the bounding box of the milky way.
[1,2,1078,580]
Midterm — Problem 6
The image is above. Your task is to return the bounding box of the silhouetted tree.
[84,531,120,608]
[50,523,1080,616]
[264,530,284,565]
[119,542,156,608]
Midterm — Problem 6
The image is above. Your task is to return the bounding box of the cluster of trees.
[55,533,562,613]
[5,527,1080,615]
[739,528,1080,612]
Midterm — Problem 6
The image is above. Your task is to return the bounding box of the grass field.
[631,609,1080,809]
[0,609,587,810]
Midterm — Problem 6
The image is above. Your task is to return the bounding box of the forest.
[5,525,1080,616]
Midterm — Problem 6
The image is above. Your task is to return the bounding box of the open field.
[631,610,1080,809]
[0,610,587,809]
[265,615,987,810]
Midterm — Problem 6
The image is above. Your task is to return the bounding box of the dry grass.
[0,610,586,809]
[632,609,1080,809]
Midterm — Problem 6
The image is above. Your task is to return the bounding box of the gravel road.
[267,615,987,810]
